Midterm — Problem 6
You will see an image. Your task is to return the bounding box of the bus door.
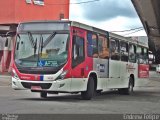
[108,38,121,88]
[70,27,87,92]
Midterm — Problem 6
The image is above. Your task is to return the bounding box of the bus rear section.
[12,21,149,100]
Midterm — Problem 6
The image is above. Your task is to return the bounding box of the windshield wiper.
[28,32,35,48]
[40,34,43,55]
[43,32,56,48]
[34,38,37,57]
[16,34,21,50]
[28,32,38,57]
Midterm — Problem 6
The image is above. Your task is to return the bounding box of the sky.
[69,0,147,37]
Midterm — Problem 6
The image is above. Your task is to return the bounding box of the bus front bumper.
[12,77,72,92]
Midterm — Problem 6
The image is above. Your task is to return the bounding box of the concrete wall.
[0,37,13,73]
[0,0,69,24]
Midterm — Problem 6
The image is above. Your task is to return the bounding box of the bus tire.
[40,91,47,98]
[119,77,134,95]
[81,77,95,100]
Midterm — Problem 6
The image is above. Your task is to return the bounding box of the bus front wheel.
[81,77,95,100]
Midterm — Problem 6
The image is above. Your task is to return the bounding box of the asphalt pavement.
[0,71,159,114]
[0,75,11,86]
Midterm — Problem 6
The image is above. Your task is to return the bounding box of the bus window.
[137,46,149,64]
[143,48,149,64]
[137,46,143,64]
[72,36,85,68]
[87,32,98,58]
[110,39,120,60]
[98,35,109,59]
[120,41,128,62]
[129,44,136,63]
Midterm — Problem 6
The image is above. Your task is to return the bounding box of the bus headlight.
[12,69,19,79]
[56,70,68,80]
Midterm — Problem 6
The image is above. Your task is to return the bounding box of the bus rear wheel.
[40,91,47,98]
[118,77,134,95]
[81,77,95,100]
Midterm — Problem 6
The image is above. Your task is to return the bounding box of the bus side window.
[87,32,98,58]
[110,39,120,60]
[137,46,143,64]
[72,35,85,68]
[120,41,128,62]
[98,35,109,59]
[137,46,148,64]
[143,48,149,64]
[129,44,136,63]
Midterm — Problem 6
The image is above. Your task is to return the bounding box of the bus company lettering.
[20,76,32,80]
[126,63,135,73]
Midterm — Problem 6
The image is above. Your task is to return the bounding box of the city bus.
[12,20,149,100]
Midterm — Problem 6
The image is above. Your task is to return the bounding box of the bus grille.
[21,82,52,89]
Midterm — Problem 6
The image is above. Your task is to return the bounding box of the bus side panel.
[93,58,109,90]
[119,61,130,88]
[122,62,137,88]
[108,60,121,88]
[70,57,93,92]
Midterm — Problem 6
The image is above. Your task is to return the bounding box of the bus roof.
[109,32,148,48]
[18,20,109,36]
[71,21,108,36]
[71,21,148,48]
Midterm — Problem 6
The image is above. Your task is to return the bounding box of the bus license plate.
[31,86,42,91]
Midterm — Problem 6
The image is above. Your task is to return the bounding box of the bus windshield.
[15,32,69,68]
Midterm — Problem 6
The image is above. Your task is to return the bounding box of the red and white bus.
[12,21,149,100]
